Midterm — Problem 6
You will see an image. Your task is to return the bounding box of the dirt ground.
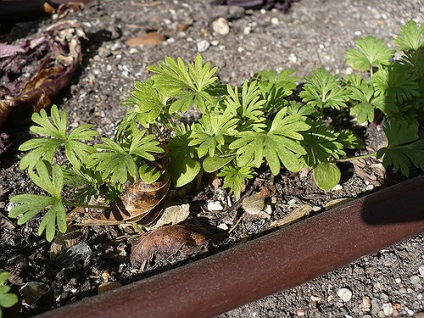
[1,0,424,317]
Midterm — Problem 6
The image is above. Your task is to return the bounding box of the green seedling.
[8,21,424,241]
[0,272,18,318]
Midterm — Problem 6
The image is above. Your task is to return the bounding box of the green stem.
[64,200,109,210]
[331,151,377,163]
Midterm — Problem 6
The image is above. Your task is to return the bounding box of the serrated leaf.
[230,107,308,175]
[122,80,167,127]
[377,120,424,176]
[299,67,348,110]
[28,162,63,198]
[9,194,56,222]
[224,81,266,132]
[19,105,98,170]
[300,124,344,167]
[38,201,67,242]
[372,65,420,103]
[254,69,299,112]
[189,106,238,158]
[203,154,235,173]
[217,164,256,195]
[30,105,67,139]
[129,131,164,160]
[88,138,138,185]
[168,129,201,187]
[344,36,395,71]
[313,162,341,190]
[149,55,218,113]
[348,82,376,123]
[19,138,61,170]
[393,20,424,51]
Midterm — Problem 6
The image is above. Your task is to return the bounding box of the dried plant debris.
[211,0,297,11]
[130,224,212,267]
[0,132,11,156]
[0,20,85,127]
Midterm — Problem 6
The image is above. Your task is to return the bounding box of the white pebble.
[288,53,297,63]
[217,223,228,230]
[410,275,421,285]
[382,303,393,316]
[419,266,424,278]
[310,295,321,302]
[362,296,371,312]
[207,201,223,211]
[287,199,298,206]
[197,40,210,52]
[212,17,230,35]
[271,17,279,25]
[337,288,353,302]
[332,184,343,191]
[244,26,251,34]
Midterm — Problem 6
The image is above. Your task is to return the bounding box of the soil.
[1,0,424,317]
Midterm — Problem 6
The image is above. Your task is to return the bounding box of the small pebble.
[382,303,393,316]
[362,296,371,312]
[310,295,321,302]
[207,201,224,211]
[217,223,228,230]
[212,17,230,35]
[410,275,421,285]
[197,40,210,52]
[337,288,352,302]
[419,265,424,278]
[332,184,343,191]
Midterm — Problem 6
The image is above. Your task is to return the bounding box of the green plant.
[0,272,18,318]
[8,21,424,241]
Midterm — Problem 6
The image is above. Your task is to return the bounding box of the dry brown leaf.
[324,198,353,209]
[271,205,313,228]
[130,224,211,266]
[0,20,85,127]
[81,142,171,226]
[153,204,190,228]
[98,281,122,294]
[125,33,166,46]
[242,185,276,216]
[49,228,81,260]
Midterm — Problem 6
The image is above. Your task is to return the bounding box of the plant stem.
[331,151,377,163]
[64,200,109,210]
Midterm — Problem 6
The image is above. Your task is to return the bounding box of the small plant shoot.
[9,21,424,241]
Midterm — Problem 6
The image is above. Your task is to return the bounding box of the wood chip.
[125,33,166,46]
[271,205,313,228]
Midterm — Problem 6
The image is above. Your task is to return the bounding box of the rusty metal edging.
[37,175,424,318]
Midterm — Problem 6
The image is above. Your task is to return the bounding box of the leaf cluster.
[0,271,18,318]
[9,20,424,241]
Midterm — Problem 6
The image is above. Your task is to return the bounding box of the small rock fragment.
[362,296,371,312]
[337,288,353,302]
[212,17,230,35]
[419,265,424,278]
[197,40,210,52]
[207,201,224,211]
[410,275,421,285]
[310,295,321,302]
[382,303,393,316]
